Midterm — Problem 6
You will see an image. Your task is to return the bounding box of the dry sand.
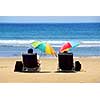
[0,56,100,83]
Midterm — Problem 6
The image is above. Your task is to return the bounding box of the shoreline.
[0,55,100,58]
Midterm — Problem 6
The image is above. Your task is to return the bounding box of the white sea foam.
[0,40,100,47]
[0,40,67,46]
[0,40,34,45]
[80,41,100,47]
[81,41,100,43]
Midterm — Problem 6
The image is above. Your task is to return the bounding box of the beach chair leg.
[57,67,61,71]
[37,67,41,72]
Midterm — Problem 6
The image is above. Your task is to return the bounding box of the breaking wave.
[0,40,100,47]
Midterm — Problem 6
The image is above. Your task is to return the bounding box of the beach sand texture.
[0,57,100,83]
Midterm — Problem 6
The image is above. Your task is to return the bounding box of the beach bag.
[75,61,81,71]
[14,61,23,72]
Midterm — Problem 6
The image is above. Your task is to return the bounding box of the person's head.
[63,51,68,53]
[28,48,33,53]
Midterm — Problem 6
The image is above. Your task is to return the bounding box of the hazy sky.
[0,16,100,23]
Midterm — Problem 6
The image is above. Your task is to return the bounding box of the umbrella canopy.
[32,41,57,56]
[59,41,80,53]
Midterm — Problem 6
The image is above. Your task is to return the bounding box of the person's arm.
[37,54,41,65]
[37,54,40,60]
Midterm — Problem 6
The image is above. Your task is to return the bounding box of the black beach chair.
[22,53,40,72]
[58,53,74,71]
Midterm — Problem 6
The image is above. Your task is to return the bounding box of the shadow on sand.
[15,71,51,73]
[15,70,77,73]
[54,70,76,73]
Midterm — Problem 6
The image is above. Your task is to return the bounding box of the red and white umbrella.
[59,41,80,53]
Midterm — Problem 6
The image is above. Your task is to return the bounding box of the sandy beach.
[0,56,100,83]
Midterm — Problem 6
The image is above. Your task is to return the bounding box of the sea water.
[0,23,100,57]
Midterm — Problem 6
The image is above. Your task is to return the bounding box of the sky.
[0,16,100,23]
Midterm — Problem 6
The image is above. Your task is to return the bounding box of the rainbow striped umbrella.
[59,41,80,53]
[32,41,57,56]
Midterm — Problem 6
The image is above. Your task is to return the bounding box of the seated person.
[63,51,68,53]
[28,48,41,66]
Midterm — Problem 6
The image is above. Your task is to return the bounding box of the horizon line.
[0,22,100,24]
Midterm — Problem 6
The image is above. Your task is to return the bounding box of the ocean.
[0,23,100,57]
